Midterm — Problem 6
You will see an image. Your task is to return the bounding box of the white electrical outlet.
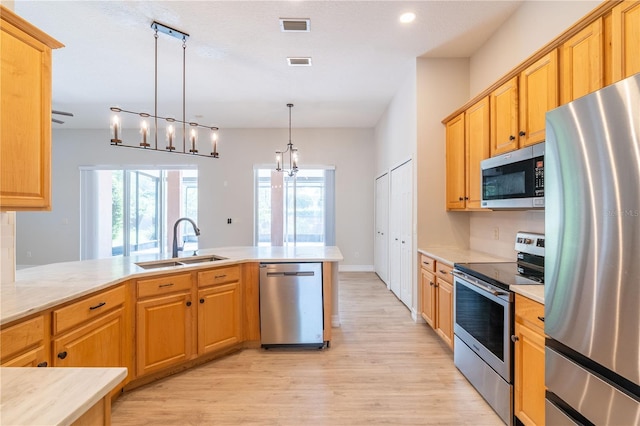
[493,227,499,240]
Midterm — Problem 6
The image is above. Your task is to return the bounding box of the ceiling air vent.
[280,18,310,32]
[287,57,312,67]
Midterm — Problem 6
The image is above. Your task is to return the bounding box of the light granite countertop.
[419,247,544,304]
[418,247,511,266]
[0,367,127,425]
[1,246,343,326]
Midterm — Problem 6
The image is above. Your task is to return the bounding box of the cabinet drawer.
[137,272,192,299]
[436,263,454,284]
[53,285,126,335]
[1,316,45,360]
[515,293,545,333]
[420,254,436,273]
[198,265,240,288]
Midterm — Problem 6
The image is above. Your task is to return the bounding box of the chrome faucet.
[172,217,200,258]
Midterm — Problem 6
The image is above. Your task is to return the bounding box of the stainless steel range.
[452,232,544,425]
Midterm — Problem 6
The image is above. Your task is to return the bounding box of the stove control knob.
[524,238,532,244]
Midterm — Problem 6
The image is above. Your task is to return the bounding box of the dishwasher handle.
[266,271,315,277]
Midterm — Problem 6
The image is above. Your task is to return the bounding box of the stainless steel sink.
[135,254,227,270]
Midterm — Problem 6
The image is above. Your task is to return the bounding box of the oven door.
[453,271,513,382]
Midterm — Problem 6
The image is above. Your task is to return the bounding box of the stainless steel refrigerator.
[545,73,640,425]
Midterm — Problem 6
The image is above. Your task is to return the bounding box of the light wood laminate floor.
[112,272,502,425]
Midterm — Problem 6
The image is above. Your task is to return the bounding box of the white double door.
[388,160,413,309]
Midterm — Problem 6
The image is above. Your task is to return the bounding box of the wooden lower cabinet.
[420,267,436,328]
[418,254,454,349]
[136,291,193,377]
[52,307,126,368]
[0,314,49,367]
[197,282,242,354]
[435,279,453,348]
[514,294,546,426]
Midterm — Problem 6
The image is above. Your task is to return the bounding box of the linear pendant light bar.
[109,21,219,158]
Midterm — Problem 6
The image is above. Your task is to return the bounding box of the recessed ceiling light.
[399,12,416,24]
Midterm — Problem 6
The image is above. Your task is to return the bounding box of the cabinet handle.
[509,135,515,141]
[429,281,434,287]
[200,298,205,304]
[214,274,227,279]
[439,269,446,274]
[186,301,192,307]
[37,361,48,367]
[511,335,519,343]
[423,261,430,266]
[537,316,545,322]
[57,351,68,359]
[158,283,174,288]
[89,302,106,310]
[519,131,526,137]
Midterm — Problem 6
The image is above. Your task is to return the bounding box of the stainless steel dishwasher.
[259,262,324,348]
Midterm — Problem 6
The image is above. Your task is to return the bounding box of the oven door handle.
[452,270,512,301]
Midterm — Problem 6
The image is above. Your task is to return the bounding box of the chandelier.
[275,104,299,177]
[110,21,219,158]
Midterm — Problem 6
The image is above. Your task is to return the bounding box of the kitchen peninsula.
[0,246,342,394]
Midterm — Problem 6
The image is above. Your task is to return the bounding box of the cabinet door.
[561,18,603,103]
[519,50,558,147]
[1,345,48,367]
[445,113,466,210]
[465,97,490,209]
[137,292,192,377]
[612,0,640,82]
[514,322,546,426]
[52,308,125,369]
[435,279,453,349]
[490,76,519,156]
[198,282,242,355]
[420,268,436,328]
[0,11,61,210]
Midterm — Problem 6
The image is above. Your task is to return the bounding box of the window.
[255,167,335,246]
[80,167,197,259]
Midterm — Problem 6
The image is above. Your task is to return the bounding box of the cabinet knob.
[459,197,464,201]
[519,131,526,137]
[37,361,48,367]
[464,197,469,200]
[57,351,68,359]
[199,298,205,304]
[429,281,434,287]
[186,301,192,307]
[511,335,519,343]
[509,135,516,141]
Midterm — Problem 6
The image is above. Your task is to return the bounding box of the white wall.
[416,58,471,249]
[470,1,602,96]
[16,127,374,267]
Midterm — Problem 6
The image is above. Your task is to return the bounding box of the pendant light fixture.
[275,103,299,177]
[109,21,219,158]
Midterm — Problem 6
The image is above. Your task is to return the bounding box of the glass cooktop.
[454,262,543,291]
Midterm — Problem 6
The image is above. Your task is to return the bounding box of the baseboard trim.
[338,264,374,272]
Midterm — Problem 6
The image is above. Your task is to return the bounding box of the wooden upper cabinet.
[465,97,490,209]
[0,6,63,211]
[561,18,603,103]
[490,76,519,156]
[519,50,558,147]
[445,113,466,210]
[611,0,640,82]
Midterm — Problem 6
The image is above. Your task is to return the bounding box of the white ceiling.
[14,1,522,129]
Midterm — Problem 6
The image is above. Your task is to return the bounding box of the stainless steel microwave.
[481,143,544,209]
